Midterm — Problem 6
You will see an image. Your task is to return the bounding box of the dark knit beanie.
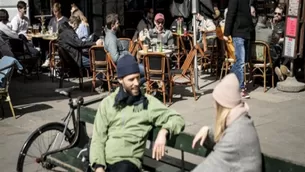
[117,54,140,78]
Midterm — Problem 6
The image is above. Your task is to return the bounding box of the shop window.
[32,0,52,16]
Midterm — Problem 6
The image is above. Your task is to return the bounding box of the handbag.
[170,0,191,19]
[216,26,236,60]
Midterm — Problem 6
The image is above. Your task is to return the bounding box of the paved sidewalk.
[1,74,305,171]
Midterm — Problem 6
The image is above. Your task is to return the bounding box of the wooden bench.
[46,106,305,172]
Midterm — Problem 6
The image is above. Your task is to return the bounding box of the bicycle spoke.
[24,153,38,159]
[17,123,72,172]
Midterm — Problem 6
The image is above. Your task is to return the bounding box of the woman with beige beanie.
[191,73,262,172]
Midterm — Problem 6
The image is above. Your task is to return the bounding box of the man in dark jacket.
[223,0,254,99]
[58,21,102,68]
[0,36,14,57]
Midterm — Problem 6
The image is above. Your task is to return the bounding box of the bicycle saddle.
[55,86,78,97]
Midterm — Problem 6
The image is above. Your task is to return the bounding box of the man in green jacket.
[90,54,185,172]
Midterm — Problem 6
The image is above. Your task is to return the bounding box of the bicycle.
[16,86,104,172]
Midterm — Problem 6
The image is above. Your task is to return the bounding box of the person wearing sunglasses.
[141,13,174,48]
[268,6,285,45]
[270,6,285,31]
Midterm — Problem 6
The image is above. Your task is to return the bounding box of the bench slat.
[149,128,209,157]
[80,106,97,124]
[144,149,197,171]
[263,155,305,172]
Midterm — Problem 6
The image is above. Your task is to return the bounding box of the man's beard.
[125,86,140,97]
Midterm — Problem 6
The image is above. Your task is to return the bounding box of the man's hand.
[223,36,229,41]
[96,39,103,46]
[192,126,209,149]
[152,128,168,161]
[198,26,206,32]
[95,167,105,172]
[26,34,32,41]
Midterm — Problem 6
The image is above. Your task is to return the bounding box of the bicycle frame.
[39,95,105,162]
[40,96,84,161]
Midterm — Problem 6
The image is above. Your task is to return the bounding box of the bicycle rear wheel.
[16,122,73,172]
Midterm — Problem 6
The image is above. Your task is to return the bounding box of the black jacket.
[0,36,14,57]
[224,0,254,39]
[58,22,95,67]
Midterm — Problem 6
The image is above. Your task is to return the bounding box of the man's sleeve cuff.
[92,163,106,170]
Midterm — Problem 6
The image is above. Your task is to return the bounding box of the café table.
[27,33,57,62]
[138,49,172,56]
[42,35,58,41]
[28,33,57,40]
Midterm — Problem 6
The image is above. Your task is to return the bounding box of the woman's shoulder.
[223,114,260,146]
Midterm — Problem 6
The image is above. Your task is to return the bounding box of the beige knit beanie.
[212,73,241,108]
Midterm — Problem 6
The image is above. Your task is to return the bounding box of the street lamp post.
[192,0,199,91]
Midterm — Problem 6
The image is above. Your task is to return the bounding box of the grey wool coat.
[192,113,262,172]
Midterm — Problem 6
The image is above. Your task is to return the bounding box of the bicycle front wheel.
[16,122,73,172]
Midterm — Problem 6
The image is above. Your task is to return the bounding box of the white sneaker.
[41,59,50,68]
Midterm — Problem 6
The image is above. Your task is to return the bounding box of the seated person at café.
[132,8,154,41]
[0,37,25,85]
[0,9,40,58]
[255,15,290,82]
[71,3,90,41]
[42,2,69,67]
[0,35,14,58]
[57,19,102,69]
[69,16,89,41]
[196,13,216,48]
[140,13,174,47]
[48,3,69,33]
[0,55,24,88]
[267,6,285,45]
[10,1,29,36]
[104,13,130,63]
[0,9,19,41]
[104,13,145,84]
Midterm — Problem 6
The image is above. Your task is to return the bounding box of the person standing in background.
[223,0,254,99]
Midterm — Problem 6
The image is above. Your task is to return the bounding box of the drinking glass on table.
[143,44,149,53]
[33,24,39,35]
[48,26,53,35]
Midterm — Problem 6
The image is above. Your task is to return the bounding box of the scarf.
[113,86,148,111]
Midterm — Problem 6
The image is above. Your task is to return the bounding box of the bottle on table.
[157,33,163,52]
